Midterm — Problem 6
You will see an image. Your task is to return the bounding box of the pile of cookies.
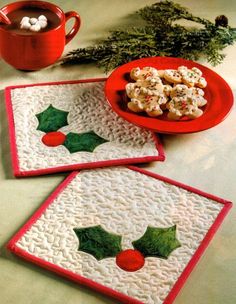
[125,66,207,120]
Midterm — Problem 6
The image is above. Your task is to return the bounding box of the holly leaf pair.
[36,105,108,153]
[74,225,181,261]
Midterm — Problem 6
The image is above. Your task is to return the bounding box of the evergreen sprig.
[62,1,236,72]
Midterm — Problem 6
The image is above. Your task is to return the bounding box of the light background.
[0,1,236,304]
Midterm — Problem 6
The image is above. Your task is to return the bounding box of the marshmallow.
[38,15,47,21]
[29,17,38,25]
[20,21,31,29]
[30,23,41,32]
[38,20,47,29]
[20,15,48,32]
[20,16,30,24]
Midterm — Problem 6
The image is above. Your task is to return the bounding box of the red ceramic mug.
[0,1,81,70]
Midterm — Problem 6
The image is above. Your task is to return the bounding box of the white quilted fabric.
[10,81,159,172]
[16,167,223,304]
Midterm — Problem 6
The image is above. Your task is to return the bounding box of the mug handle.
[65,11,81,45]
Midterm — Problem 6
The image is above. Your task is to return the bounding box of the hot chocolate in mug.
[0,1,81,70]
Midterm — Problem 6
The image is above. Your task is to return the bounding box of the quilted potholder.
[5,79,165,177]
[7,166,232,304]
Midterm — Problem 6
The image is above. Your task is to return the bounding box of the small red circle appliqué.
[116,249,145,272]
[42,132,66,147]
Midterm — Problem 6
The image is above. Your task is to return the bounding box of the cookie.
[126,65,207,121]
[138,77,163,93]
[163,69,182,84]
[170,85,207,107]
[170,84,189,99]
[126,77,165,98]
[190,87,207,107]
[130,67,159,81]
[167,84,206,120]
[125,83,142,99]
[177,66,207,88]
[128,92,167,117]
[166,96,203,120]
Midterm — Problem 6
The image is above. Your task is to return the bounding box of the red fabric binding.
[4,78,165,177]
[6,167,232,304]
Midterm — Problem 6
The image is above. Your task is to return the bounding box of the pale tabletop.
[0,0,235,304]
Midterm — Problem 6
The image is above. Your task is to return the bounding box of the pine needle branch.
[61,1,236,72]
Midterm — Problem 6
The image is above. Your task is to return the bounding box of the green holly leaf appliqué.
[63,131,108,153]
[36,104,69,133]
[73,225,122,260]
[132,225,181,259]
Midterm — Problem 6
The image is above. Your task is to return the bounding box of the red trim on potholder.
[7,167,232,304]
[4,78,165,177]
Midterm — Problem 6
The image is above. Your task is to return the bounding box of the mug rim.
[0,0,65,36]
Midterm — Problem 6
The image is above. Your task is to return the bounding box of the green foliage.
[132,225,181,259]
[62,1,236,72]
[73,225,122,260]
[36,105,69,133]
[63,131,108,153]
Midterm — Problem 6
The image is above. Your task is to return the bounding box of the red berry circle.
[42,131,66,147]
[116,249,145,272]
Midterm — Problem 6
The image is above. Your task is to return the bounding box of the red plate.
[104,57,234,134]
